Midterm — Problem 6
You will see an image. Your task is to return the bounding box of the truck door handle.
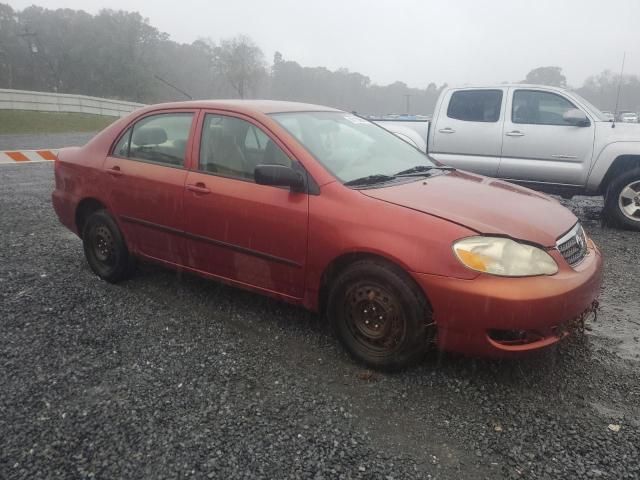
[439,127,455,134]
[106,166,123,177]
[186,183,211,194]
[505,131,525,137]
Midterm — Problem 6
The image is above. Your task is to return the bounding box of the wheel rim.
[344,283,406,357]
[618,180,640,221]
[92,225,116,266]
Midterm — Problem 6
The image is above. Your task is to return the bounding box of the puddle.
[590,302,640,362]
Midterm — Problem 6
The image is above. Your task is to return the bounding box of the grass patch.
[0,110,118,134]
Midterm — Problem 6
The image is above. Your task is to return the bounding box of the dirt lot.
[1,163,639,479]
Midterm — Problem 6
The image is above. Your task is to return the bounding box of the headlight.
[453,236,558,277]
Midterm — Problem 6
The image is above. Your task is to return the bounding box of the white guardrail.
[0,88,145,117]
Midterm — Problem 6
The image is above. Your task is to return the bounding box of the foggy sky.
[8,0,640,88]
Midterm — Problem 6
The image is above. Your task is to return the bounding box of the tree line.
[0,4,638,115]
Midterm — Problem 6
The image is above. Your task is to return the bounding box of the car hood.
[361,171,577,247]
[596,120,640,141]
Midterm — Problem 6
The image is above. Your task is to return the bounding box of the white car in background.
[601,110,615,122]
[619,111,639,123]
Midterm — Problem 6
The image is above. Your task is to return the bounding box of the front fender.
[587,141,640,192]
[302,183,480,310]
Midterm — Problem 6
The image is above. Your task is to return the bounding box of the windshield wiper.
[344,174,396,187]
[394,165,456,176]
[344,165,456,187]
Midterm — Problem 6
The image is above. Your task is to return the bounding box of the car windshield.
[270,111,435,184]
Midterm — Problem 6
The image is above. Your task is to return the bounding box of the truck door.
[498,88,595,186]
[430,88,505,176]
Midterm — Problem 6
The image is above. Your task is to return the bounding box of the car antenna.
[611,52,626,129]
[154,74,193,100]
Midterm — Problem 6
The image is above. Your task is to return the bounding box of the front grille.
[556,224,588,266]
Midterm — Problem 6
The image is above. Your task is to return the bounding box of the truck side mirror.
[563,109,590,127]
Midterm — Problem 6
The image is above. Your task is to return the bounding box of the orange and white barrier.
[0,149,58,164]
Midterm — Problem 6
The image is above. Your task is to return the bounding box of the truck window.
[447,90,502,122]
[512,90,578,126]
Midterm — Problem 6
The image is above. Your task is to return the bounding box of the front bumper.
[412,239,603,357]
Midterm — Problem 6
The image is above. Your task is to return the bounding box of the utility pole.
[17,26,38,54]
[18,26,61,92]
[403,94,412,114]
[17,26,39,90]
[0,47,13,89]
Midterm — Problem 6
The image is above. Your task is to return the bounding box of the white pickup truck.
[376,84,640,231]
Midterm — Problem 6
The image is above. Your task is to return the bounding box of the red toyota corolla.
[52,100,603,370]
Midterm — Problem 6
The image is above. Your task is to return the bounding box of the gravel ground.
[1,163,639,480]
[0,132,97,150]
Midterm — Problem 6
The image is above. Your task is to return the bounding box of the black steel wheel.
[328,259,434,371]
[82,210,135,282]
[344,283,407,358]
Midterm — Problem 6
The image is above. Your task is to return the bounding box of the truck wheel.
[604,168,640,231]
[327,259,435,371]
[82,210,135,282]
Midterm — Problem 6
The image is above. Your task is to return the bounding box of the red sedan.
[52,100,603,370]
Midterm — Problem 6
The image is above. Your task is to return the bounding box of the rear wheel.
[604,168,640,231]
[82,210,135,282]
[327,259,434,371]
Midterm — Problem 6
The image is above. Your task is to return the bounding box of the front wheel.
[327,260,435,371]
[82,210,135,282]
[604,168,640,231]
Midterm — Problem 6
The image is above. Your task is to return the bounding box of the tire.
[327,259,435,371]
[82,210,135,283]
[603,167,640,231]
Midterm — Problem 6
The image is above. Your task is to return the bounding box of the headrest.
[133,127,167,146]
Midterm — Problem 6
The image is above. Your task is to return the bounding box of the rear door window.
[447,89,503,122]
[124,113,194,167]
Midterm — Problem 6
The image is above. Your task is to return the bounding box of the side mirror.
[563,109,590,127]
[255,164,305,191]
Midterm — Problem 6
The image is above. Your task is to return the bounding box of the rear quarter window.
[447,89,503,122]
[113,128,132,157]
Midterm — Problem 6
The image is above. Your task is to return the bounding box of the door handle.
[106,166,123,177]
[505,131,525,137]
[439,127,455,134]
[186,183,211,194]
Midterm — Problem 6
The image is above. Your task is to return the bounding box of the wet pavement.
[0,132,97,150]
[1,163,638,479]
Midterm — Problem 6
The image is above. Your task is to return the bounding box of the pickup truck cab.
[378,84,640,231]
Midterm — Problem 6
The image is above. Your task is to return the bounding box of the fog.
[8,0,640,88]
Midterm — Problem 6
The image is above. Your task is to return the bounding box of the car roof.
[139,99,342,115]
[447,84,570,94]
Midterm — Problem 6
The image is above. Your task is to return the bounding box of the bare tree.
[214,35,265,99]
